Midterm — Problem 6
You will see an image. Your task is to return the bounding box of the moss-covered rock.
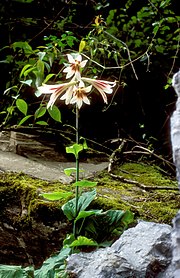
[0,162,179,267]
[93,162,179,224]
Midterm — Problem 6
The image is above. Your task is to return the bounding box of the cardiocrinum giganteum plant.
[36,52,133,276]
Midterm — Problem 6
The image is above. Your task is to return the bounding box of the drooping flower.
[81,77,116,103]
[63,54,88,80]
[70,80,92,109]
[38,80,77,109]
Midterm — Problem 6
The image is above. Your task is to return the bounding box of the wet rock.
[66,221,172,278]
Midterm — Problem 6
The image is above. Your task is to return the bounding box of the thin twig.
[109,172,179,191]
[29,0,72,43]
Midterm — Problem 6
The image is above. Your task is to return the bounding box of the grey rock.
[170,70,180,278]
[171,70,180,189]
[66,221,172,278]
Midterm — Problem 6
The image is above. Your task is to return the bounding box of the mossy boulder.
[0,162,179,267]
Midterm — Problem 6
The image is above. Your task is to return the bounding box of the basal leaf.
[73,180,97,187]
[75,210,102,223]
[0,265,34,277]
[62,189,96,220]
[70,236,98,247]
[40,191,73,201]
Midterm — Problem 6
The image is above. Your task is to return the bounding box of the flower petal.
[80,59,88,68]
[67,54,75,63]
[81,77,115,103]
[76,54,82,62]
[60,86,74,104]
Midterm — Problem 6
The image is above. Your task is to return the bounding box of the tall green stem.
[73,105,79,237]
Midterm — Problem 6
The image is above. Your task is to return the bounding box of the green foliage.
[14,96,61,126]
[1,32,77,127]
[70,236,98,247]
[47,105,61,123]
[40,191,73,201]
[0,265,34,278]
[16,98,28,115]
[62,189,97,221]
[66,143,84,159]
[34,247,71,278]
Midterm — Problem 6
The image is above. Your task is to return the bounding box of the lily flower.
[70,80,92,109]
[81,77,116,103]
[63,54,88,80]
[38,80,77,109]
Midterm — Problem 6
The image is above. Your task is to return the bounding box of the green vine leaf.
[48,105,61,122]
[16,99,28,115]
[34,106,47,119]
[35,121,48,125]
[18,115,33,126]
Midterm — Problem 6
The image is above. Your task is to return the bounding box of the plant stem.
[73,105,79,237]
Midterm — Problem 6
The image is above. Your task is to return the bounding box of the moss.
[0,172,73,226]
[92,162,180,224]
[0,162,179,227]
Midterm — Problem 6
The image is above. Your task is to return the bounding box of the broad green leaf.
[43,73,55,84]
[16,99,28,115]
[64,167,84,176]
[20,64,33,78]
[73,180,97,187]
[66,143,83,159]
[48,105,61,122]
[70,236,98,247]
[121,210,134,228]
[18,115,33,126]
[35,121,48,126]
[40,191,72,201]
[34,247,71,278]
[0,265,34,277]
[34,106,47,119]
[75,210,102,223]
[62,189,96,220]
